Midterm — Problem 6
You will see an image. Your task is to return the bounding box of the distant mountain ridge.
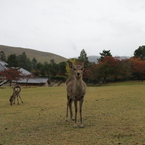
[88,55,130,63]
[0,45,130,64]
[0,45,67,63]
[88,55,99,63]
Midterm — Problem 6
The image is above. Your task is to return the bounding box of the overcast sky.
[0,0,145,58]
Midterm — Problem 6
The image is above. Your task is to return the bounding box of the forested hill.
[0,45,67,63]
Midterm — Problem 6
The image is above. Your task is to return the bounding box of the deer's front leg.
[74,100,78,128]
[79,99,84,128]
[69,99,74,121]
[66,96,69,122]
[13,98,15,104]
[16,96,20,105]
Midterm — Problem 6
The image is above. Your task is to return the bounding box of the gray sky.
[0,0,145,58]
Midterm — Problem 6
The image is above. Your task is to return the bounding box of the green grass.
[106,81,145,86]
[1,84,145,144]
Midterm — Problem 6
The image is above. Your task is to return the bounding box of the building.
[14,77,50,86]
[0,61,50,87]
[0,61,8,71]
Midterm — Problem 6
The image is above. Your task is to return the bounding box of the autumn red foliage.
[87,56,145,83]
[0,68,22,85]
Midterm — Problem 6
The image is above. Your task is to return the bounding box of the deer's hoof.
[80,124,84,128]
[73,124,77,128]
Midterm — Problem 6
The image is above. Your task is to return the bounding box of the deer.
[9,85,23,105]
[65,62,86,128]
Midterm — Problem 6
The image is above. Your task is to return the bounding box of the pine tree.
[7,54,18,67]
[78,49,89,63]
[98,50,112,62]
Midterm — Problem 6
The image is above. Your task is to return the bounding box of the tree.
[98,50,112,62]
[0,68,22,86]
[96,56,120,83]
[36,62,44,76]
[58,61,66,76]
[17,52,32,71]
[119,59,132,80]
[50,59,55,64]
[87,64,98,82]
[66,59,77,77]
[0,51,6,61]
[78,49,89,63]
[43,62,51,77]
[134,46,145,60]
[6,54,18,67]
[130,57,145,81]
[31,57,37,70]
[49,63,59,77]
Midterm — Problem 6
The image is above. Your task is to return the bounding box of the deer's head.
[68,62,86,79]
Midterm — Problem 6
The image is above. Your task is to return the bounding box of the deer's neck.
[72,77,85,99]
[74,77,84,91]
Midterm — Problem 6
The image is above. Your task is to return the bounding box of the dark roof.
[0,61,7,71]
[0,61,31,76]
[12,77,48,84]
[0,63,5,71]
[0,61,8,67]
[18,68,32,76]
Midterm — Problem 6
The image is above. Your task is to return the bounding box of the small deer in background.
[9,85,23,105]
[65,62,86,128]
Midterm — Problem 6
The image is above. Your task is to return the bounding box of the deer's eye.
[74,68,76,71]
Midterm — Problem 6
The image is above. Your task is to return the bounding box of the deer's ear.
[68,61,73,68]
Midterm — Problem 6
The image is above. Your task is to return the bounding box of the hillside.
[0,45,67,63]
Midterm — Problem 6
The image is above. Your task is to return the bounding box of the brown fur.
[9,85,23,105]
[65,62,86,128]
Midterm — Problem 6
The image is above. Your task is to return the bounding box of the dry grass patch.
[0,85,145,144]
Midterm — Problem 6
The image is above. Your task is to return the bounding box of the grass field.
[1,83,145,145]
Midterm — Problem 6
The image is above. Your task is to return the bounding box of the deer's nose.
[77,72,80,76]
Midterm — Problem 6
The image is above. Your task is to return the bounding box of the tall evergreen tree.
[17,52,32,71]
[98,50,112,62]
[78,49,89,63]
[58,61,66,76]
[134,45,145,60]
[7,54,18,67]
[31,57,37,70]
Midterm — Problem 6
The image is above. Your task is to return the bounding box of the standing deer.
[9,85,23,105]
[65,62,86,128]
